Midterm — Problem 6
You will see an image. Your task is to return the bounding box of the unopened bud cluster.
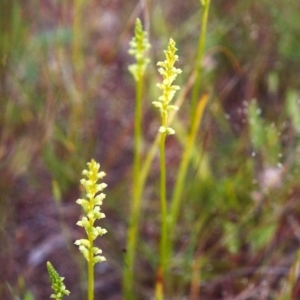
[47,261,70,300]
[128,18,151,81]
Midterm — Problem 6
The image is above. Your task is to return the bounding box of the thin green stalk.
[152,38,182,299]
[154,128,168,300]
[191,0,211,116]
[123,18,150,299]
[167,0,211,261]
[134,78,143,183]
[155,100,168,300]
[123,77,143,299]
[159,115,168,278]
[138,71,196,194]
[170,94,208,231]
[88,242,94,300]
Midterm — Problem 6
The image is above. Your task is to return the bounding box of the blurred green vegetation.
[1,0,300,299]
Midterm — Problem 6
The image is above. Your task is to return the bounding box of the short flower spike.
[47,261,70,300]
[75,159,107,265]
[128,18,151,81]
[152,38,182,134]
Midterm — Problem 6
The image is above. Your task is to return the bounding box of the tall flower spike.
[128,18,151,81]
[47,261,70,300]
[74,159,107,265]
[153,38,182,135]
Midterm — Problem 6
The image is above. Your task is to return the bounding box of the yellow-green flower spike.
[74,159,107,265]
[128,18,151,81]
[153,38,182,135]
[47,261,70,300]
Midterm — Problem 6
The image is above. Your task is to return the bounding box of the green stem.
[170,95,208,231]
[160,132,167,272]
[158,113,168,295]
[134,78,143,184]
[190,0,211,116]
[88,256,94,300]
[88,231,94,300]
[171,0,211,235]
[167,0,211,277]
[138,82,190,198]
[123,77,144,299]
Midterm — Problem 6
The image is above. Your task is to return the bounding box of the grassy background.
[1,0,300,299]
